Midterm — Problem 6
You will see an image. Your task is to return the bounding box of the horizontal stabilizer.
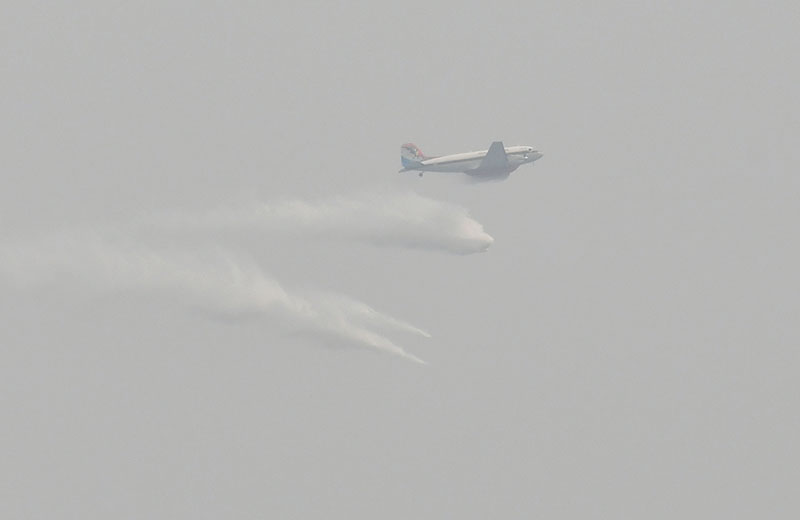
[479,141,508,170]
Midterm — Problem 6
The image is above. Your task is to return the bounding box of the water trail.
[140,190,493,255]
[312,293,432,338]
[0,232,428,363]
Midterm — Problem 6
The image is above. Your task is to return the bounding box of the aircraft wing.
[478,141,508,170]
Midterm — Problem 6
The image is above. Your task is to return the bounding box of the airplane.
[398,141,543,180]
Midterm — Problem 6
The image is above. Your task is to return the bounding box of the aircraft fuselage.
[400,142,543,179]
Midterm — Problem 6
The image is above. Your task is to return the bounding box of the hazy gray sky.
[2,1,799,518]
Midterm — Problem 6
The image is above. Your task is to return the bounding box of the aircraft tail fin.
[401,143,427,168]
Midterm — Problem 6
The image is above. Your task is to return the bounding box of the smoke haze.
[3,2,798,518]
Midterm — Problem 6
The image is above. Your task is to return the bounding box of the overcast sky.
[1,1,799,518]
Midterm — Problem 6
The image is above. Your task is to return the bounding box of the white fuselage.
[419,146,543,174]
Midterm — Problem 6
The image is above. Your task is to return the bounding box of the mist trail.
[322,293,433,339]
[0,232,428,364]
[0,189,494,362]
[139,190,494,255]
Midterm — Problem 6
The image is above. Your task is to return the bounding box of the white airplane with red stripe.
[399,141,543,180]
